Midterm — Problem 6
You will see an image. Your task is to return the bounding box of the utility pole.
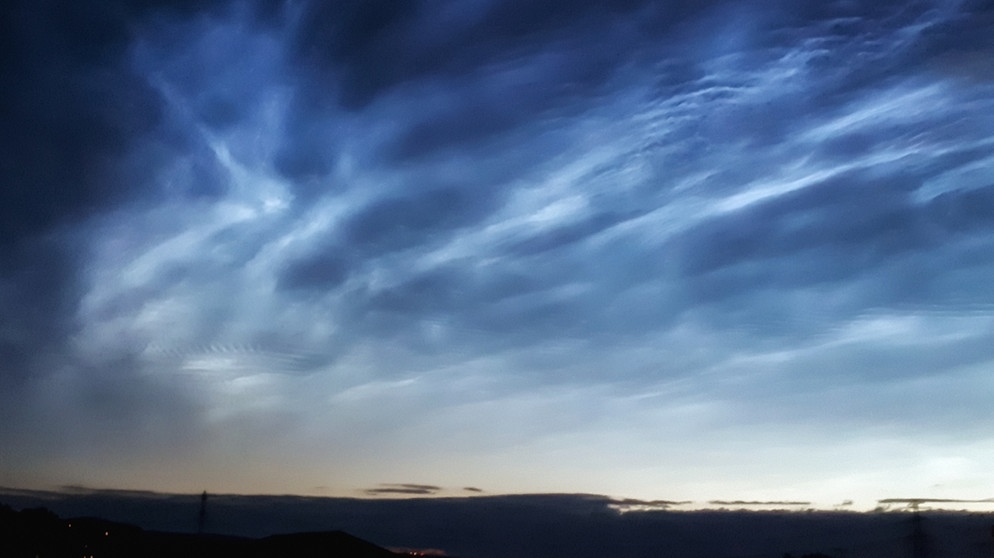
[197,490,208,534]
[910,508,926,558]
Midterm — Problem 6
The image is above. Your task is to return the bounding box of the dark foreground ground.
[3,488,994,558]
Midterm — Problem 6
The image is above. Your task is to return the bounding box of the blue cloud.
[2,0,994,504]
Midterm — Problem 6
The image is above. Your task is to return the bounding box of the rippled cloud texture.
[2,0,993,507]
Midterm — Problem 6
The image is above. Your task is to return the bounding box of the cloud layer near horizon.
[2,0,994,505]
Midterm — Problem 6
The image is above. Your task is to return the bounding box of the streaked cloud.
[364,484,444,496]
[1,0,993,507]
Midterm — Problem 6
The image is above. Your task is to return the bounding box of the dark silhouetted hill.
[262,531,402,557]
[0,503,401,558]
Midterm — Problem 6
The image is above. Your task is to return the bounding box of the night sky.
[2,0,994,510]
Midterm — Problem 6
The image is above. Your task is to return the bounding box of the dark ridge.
[262,531,401,557]
[0,503,403,558]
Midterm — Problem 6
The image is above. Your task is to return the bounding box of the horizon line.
[4,485,994,513]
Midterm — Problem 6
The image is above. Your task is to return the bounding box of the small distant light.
[104,531,109,536]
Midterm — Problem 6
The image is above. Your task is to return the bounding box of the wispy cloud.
[2,0,993,505]
[708,501,812,507]
[364,484,443,496]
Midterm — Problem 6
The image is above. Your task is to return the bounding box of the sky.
[1,0,993,511]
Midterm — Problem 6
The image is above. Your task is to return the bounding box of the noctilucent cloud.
[2,0,993,510]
